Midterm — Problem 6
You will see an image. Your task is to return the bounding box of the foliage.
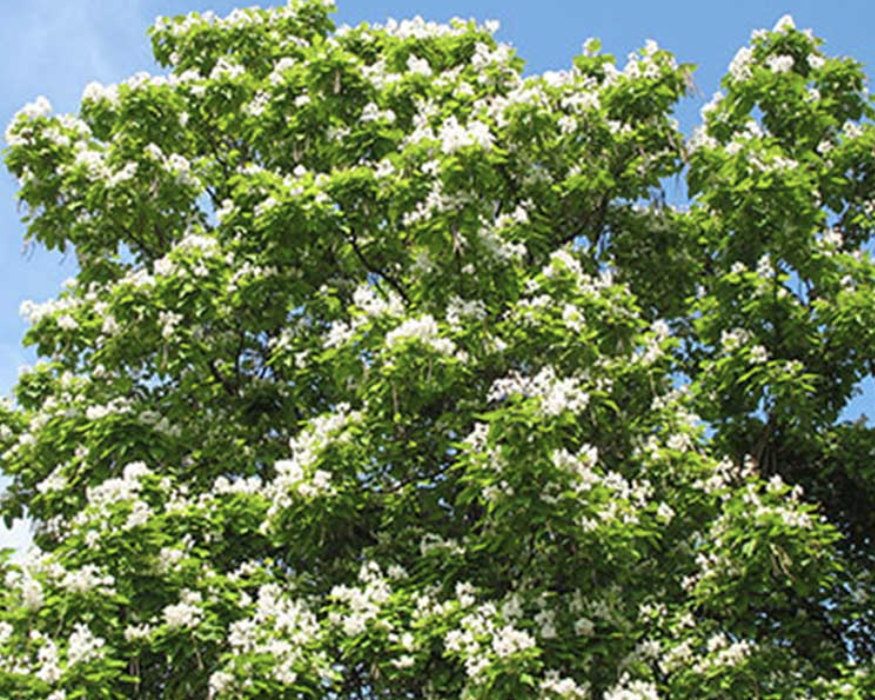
[1,4,874,698]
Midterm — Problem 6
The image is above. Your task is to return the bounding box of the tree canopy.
[2,3,875,698]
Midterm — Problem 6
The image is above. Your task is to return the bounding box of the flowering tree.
[2,3,875,698]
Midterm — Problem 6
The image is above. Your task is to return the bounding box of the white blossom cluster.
[385,314,456,355]
[728,46,754,82]
[444,600,536,679]
[9,622,105,689]
[446,296,487,331]
[153,0,335,40]
[84,461,152,509]
[541,249,616,296]
[4,95,53,147]
[400,172,475,228]
[638,319,671,365]
[363,14,495,42]
[477,224,528,263]
[488,366,590,417]
[621,39,676,81]
[59,564,116,596]
[321,285,405,350]
[691,633,753,675]
[540,670,589,699]
[217,582,323,691]
[766,54,794,74]
[353,284,405,319]
[0,4,861,698]
[437,115,494,153]
[20,296,81,327]
[266,403,359,519]
[163,589,204,629]
[61,460,160,542]
[604,677,660,700]
[329,561,391,636]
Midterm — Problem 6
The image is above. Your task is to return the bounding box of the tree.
[1,3,874,697]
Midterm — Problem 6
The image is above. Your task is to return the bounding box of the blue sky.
[2,0,875,551]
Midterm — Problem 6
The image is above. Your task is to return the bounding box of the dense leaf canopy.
[2,3,874,698]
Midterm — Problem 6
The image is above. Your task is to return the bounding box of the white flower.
[766,55,794,74]
[216,199,235,222]
[386,315,455,355]
[491,624,535,657]
[729,46,753,82]
[558,114,577,135]
[73,147,109,180]
[44,126,70,147]
[541,672,588,699]
[749,345,769,364]
[57,314,78,330]
[107,162,138,187]
[124,624,153,642]
[756,254,775,278]
[392,654,415,668]
[125,499,153,529]
[82,81,118,104]
[438,115,494,153]
[245,92,271,117]
[166,153,191,173]
[210,58,244,81]
[844,121,863,139]
[209,670,235,698]
[159,310,183,339]
[67,623,105,665]
[656,502,675,523]
[213,475,263,496]
[360,102,394,123]
[101,314,120,335]
[17,95,53,122]
[700,91,723,120]
[61,564,115,594]
[406,54,432,77]
[720,327,752,352]
[489,366,589,417]
[689,126,717,152]
[467,120,494,149]
[822,228,843,248]
[446,296,486,330]
[163,590,203,629]
[574,617,595,637]
[86,460,149,506]
[144,143,164,161]
[36,639,63,683]
[22,574,44,610]
[300,469,332,497]
[604,677,660,700]
[374,159,395,179]
[772,14,795,33]
[353,285,404,318]
[324,320,354,349]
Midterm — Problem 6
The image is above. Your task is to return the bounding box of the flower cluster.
[488,366,590,417]
[0,3,869,699]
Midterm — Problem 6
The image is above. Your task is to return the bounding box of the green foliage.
[1,4,874,698]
